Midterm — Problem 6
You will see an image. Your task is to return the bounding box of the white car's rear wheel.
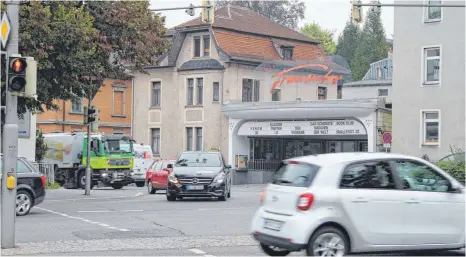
[307,227,349,256]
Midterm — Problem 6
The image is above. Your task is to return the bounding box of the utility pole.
[1,0,20,249]
[85,89,92,195]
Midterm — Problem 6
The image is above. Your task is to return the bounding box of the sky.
[149,0,395,40]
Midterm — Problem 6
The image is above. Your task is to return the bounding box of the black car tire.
[136,182,145,187]
[16,190,33,216]
[78,172,95,190]
[166,194,176,201]
[147,181,156,194]
[306,226,349,256]
[218,186,228,201]
[260,243,291,256]
[111,184,124,190]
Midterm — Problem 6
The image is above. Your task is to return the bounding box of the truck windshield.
[175,153,221,167]
[104,139,132,154]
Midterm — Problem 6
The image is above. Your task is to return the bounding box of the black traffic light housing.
[83,106,97,124]
[8,57,27,92]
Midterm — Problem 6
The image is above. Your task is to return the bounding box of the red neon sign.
[270,64,343,94]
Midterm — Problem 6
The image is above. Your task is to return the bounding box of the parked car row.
[0,155,46,216]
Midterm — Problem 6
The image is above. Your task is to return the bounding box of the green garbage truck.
[42,132,134,189]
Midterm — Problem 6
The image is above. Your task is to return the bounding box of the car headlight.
[168,173,179,183]
[213,173,225,184]
[130,172,134,176]
[101,173,108,177]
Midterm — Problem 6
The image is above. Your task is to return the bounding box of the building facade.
[392,0,465,161]
[133,6,388,168]
[37,79,132,136]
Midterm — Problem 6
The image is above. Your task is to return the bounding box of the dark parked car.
[166,151,232,201]
[0,156,46,216]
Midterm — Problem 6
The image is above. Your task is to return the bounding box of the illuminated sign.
[270,64,343,94]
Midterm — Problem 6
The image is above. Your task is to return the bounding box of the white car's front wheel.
[306,227,349,256]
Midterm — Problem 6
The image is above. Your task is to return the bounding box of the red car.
[146,159,176,194]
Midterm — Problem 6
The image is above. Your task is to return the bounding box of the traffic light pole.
[1,0,20,249]
[85,94,92,195]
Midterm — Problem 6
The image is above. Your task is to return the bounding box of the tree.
[35,130,48,163]
[336,18,361,79]
[301,22,336,54]
[351,1,389,80]
[1,1,167,116]
[215,0,305,30]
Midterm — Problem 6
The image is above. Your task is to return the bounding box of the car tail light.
[297,193,314,211]
[260,191,266,205]
[40,175,46,188]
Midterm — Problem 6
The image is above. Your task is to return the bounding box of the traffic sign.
[1,12,11,49]
[382,132,392,144]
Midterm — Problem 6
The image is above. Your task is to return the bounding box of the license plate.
[264,219,283,231]
[186,185,204,190]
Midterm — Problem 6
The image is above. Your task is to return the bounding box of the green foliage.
[336,18,361,76]
[301,22,336,54]
[351,1,389,80]
[436,147,465,184]
[1,0,168,116]
[46,182,61,189]
[35,130,48,162]
[215,0,305,30]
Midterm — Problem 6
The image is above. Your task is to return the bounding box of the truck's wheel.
[136,182,145,187]
[78,172,94,190]
[112,184,124,189]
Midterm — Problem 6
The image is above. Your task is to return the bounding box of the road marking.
[204,255,216,257]
[36,207,130,232]
[122,209,143,212]
[46,196,131,202]
[77,210,143,213]
[77,210,115,213]
[188,248,206,254]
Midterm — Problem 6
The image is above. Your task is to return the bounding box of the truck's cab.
[80,134,135,189]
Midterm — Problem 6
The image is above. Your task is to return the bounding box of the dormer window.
[281,47,293,60]
[193,35,210,58]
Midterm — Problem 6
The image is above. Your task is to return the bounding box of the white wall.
[343,85,392,103]
[18,114,36,161]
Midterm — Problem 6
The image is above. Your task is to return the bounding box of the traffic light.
[83,106,97,124]
[185,4,195,16]
[8,57,27,93]
[201,0,214,24]
[351,0,363,23]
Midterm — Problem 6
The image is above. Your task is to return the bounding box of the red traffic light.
[10,58,27,74]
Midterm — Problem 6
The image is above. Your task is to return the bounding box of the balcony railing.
[247,159,281,172]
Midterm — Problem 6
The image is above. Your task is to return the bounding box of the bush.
[46,182,61,190]
[436,160,465,185]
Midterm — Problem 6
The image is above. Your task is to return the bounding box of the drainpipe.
[131,77,134,138]
[62,101,66,132]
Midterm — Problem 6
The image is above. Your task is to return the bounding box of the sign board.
[382,132,392,144]
[237,120,366,136]
[383,143,391,148]
[1,12,11,49]
[18,110,31,138]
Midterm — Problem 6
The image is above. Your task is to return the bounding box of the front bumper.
[97,170,133,185]
[167,181,226,197]
[253,232,306,251]
[131,174,145,183]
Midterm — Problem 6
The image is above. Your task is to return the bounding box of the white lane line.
[122,210,143,212]
[188,248,206,254]
[204,255,216,257]
[77,210,115,213]
[36,207,130,232]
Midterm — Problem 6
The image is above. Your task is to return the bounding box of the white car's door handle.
[405,199,421,204]
[351,197,368,203]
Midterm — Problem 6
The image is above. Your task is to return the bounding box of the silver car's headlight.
[213,173,225,184]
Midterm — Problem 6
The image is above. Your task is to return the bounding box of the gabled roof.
[176,5,318,44]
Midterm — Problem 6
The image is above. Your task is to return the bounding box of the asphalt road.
[1,185,464,256]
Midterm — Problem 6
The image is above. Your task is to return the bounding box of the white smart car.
[251,152,465,256]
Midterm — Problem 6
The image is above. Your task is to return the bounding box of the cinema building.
[131,6,391,179]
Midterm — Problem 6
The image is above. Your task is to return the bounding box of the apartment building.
[133,5,389,167]
[392,0,465,160]
[37,79,132,135]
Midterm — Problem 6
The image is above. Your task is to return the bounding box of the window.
[318,87,327,100]
[425,0,442,22]
[17,159,32,173]
[195,127,203,151]
[271,162,319,187]
[340,161,395,189]
[197,78,203,105]
[71,98,83,113]
[212,82,220,102]
[194,37,201,57]
[154,161,163,171]
[378,89,388,96]
[187,78,194,106]
[423,47,440,84]
[113,128,124,135]
[151,128,160,155]
[422,110,440,145]
[151,82,161,107]
[337,87,342,99]
[186,127,193,151]
[242,79,260,102]
[175,152,222,167]
[203,36,210,57]
[272,89,281,101]
[281,47,293,60]
[112,87,126,116]
[392,159,450,192]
